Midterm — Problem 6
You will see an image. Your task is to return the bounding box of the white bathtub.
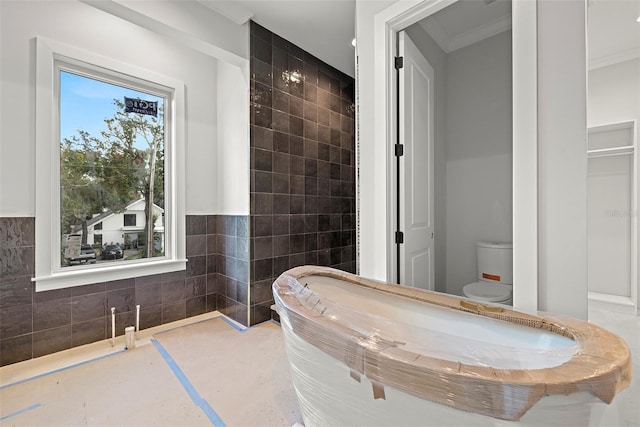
[273,266,632,427]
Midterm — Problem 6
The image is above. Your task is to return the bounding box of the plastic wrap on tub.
[273,266,632,426]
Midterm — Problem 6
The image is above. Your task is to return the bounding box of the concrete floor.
[1,306,638,426]
[585,304,640,426]
[0,312,301,427]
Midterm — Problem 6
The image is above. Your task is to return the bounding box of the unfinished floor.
[0,313,301,426]
[1,306,639,426]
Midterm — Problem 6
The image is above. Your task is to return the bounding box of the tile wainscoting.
[0,215,247,366]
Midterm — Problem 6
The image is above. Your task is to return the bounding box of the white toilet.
[462,242,513,305]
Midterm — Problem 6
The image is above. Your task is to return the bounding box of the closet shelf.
[587,145,634,158]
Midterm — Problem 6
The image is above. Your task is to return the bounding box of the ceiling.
[198,0,356,77]
[418,0,513,53]
[199,0,639,76]
[418,0,640,68]
[587,0,640,69]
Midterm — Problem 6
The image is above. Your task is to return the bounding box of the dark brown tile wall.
[213,215,250,326]
[0,214,247,367]
[249,22,356,326]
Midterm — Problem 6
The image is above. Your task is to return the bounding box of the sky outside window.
[60,71,164,148]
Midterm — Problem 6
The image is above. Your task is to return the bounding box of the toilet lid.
[463,281,512,302]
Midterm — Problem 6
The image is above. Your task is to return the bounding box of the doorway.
[586,0,640,316]
[394,1,514,298]
[587,121,638,314]
[358,0,537,311]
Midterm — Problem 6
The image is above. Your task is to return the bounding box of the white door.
[398,31,435,290]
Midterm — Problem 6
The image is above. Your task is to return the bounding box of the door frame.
[373,0,538,311]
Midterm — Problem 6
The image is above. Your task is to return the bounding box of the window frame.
[123,214,137,227]
[34,37,186,291]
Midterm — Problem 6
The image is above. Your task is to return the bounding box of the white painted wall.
[215,61,251,215]
[354,0,399,281]
[444,31,512,296]
[588,59,640,127]
[404,24,447,292]
[537,0,588,319]
[115,0,249,62]
[0,0,250,217]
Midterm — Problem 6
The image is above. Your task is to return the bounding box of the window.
[124,214,137,227]
[35,38,186,291]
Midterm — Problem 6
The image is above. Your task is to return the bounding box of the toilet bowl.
[463,281,512,304]
[463,242,513,305]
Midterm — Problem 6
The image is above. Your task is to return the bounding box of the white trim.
[589,47,640,71]
[422,13,512,53]
[34,259,188,292]
[34,37,186,291]
[588,292,637,316]
[631,120,640,315]
[448,14,511,52]
[418,16,449,53]
[79,0,248,69]
[589,120,637,134]
[512,0,538,313]
[197,0,254,25]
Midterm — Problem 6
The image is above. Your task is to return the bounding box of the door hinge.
[395,56,404,69]
[395,231,404,244]
[395,144,404,157]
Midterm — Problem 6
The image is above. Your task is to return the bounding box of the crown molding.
[589,47,640,70]
[420,14,511,53]
[448,14,511,52]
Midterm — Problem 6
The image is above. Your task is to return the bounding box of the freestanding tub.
[273,266,632,427]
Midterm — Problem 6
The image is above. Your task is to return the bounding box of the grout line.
[0,350,125,390]
[0,403,43,421]
[150,338,226,427]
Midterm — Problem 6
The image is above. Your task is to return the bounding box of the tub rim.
[273,266,632,421]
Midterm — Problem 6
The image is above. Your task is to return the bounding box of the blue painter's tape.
[153,315,247,335]
[0,350,126,390]
[221,316,247,332]
[0,403,42,421]
[151,339,226,427]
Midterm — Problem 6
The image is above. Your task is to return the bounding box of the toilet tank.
[477,242,513,285]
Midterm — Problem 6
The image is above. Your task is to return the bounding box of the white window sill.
[34,258,188,292]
